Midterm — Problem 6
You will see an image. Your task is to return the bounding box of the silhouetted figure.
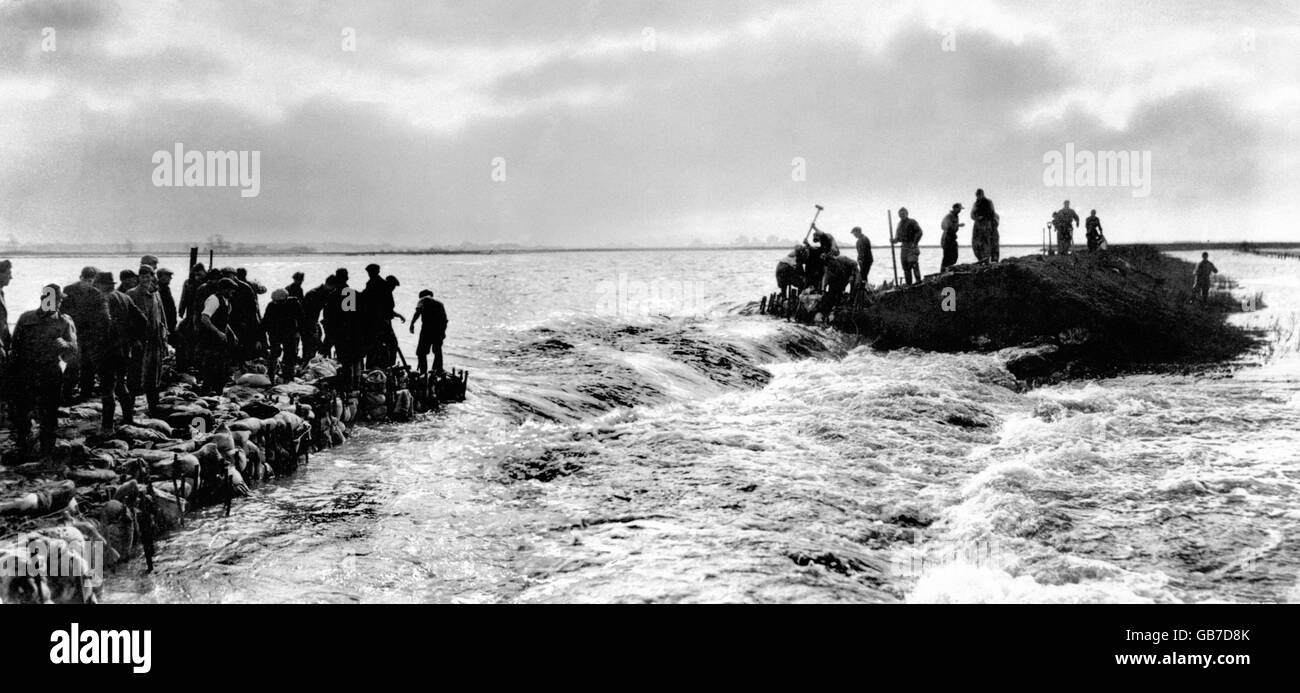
[851,227,873,286]
[96,272,145,432]
[156,268,178,333]
[971,189,1000,263]
[1194,252,1219,305]
[1086,210,1104,252]
[893,207,923,285]
[286,271,305,299]
[940,203,964,272]
[302,275,338,358]
[410,290,448,374]
[1052,200,1080,255]
[776,246,808,293]
[814,256,859,319]
[60,266,109,402]
[127,267,168,415]
[263,288,304,382]
[10,284,78,455]
[197,278,240,395]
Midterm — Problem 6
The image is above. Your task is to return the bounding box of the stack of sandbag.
[360,369,388,421]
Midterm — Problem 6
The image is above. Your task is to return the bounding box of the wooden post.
[189,247,198,270]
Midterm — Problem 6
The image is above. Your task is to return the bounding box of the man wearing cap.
[118,268,139,293]
[971,189,1000,263]
[285,271,305,300]
[197,278,240,393]
[940,204,965,272]
[892,207,924,285]
[60,266,110,402]
[156,268,178,333]
[9,284,78,455]
[127,267,169,415]
[1052,200,1080,255]
[410,289,448,374]
[850,227,873,287]
[263,288,304,383]
[96,271,145,432]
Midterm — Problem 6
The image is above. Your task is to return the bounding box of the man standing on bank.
[409,290,448,374]
[940,203,964,272]
[850,227,872,288]
[893,208,924,285]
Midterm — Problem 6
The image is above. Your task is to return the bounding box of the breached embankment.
[0,359,467,604]
[765,246,1260,382]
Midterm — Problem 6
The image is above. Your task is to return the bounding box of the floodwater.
[6,245,1298,603]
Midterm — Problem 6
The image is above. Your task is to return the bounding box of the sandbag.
[236,373,272,388]
[136,418,174,437]
[68,468,120,486]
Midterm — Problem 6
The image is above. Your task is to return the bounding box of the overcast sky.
[1,0,1297,247]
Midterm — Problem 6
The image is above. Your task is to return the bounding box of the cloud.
[1,0,1296,246]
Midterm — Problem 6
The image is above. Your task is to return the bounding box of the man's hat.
[94,271,114,284]
[851,227,863,235]
[386,275,400,287]
[221,266,237,275]
[217,278,239,291]
[271,288,289,301]
[952,203,964,211]
[419,289,433,298]
[292,271,304,280]
[139,254,159,268]
[119,269,137,281]
[157,267,174,277]
[365,263,380,274]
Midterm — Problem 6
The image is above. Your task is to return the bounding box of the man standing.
[1052,200,1080,255]
[156,268,178,334]
[197,278,239,394]
[940,204,964,272]
[263,289,304,383]
[409,290,448,374]
[0,260,14,430]
[97,272,145,432]
[286,272,305,299]
[60,266,109,402]
[893,207,924,285]
[302,275,338,358]
[10,284,78,456]
[971,189,1000,263]
[1085,210,1104,252]
[127,267,168,415]
[1194,252,1219,305]
[850,227,872,287]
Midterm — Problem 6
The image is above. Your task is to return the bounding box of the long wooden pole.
[887,210,898,287]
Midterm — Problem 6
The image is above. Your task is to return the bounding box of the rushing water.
[6,246,1299,603]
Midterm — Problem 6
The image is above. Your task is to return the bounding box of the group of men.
[1050,200,1106,255]
[0,256,449,458]
[776,190,1114,300]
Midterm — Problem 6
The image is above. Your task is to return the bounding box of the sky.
[1,0,1297,248]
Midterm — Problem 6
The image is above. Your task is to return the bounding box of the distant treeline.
[1236,242,1300,260]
